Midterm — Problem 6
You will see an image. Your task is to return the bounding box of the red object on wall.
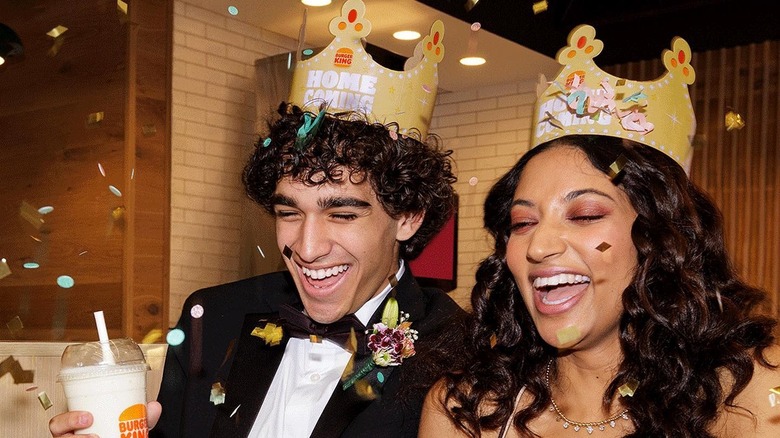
[409,205,457,291]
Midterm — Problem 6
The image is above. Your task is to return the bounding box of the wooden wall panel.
[607,40,780,322]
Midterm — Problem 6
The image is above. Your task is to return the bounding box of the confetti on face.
[608,154,628,181]
[0,258,11,280]
[469,176,478,186]
[618,378,639,397]
[38,206,54,215]
[770,393,778,408]
[190,304,204,319]
[555,325,581,347]
[166,328,185,346]
[31,235,42,242]
[23,262,39,269]
[38,391,53,410]
[56,275,75,289]
[109,185,123,197]
[770,386,780,395]
[596,242,612,252]
[98,162,106,177]
[25,385,38,392]
[283,245,293,260]
[256,245,265,258]
[79,250,88,256]
[112,206,125,220]
[470,22,481,31]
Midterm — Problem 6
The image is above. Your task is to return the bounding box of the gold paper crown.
[289,0,444,138]
[532,25,697,169]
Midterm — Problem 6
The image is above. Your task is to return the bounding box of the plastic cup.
[58,338,150,438]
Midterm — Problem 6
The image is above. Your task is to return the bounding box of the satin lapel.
[212,313,289,437]
[309,270,425,437]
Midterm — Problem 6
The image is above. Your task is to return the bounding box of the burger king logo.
[118,403,147,438]
[333,47,353,67]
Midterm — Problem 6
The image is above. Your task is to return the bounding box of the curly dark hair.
[441,135,776,437]
[243,103,456,260]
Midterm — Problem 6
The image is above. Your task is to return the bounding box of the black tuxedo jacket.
[152,269,464,437]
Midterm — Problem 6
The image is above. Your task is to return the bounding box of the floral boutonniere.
[342,297,418,390]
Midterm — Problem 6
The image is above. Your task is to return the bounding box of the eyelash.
[509,214,605,232]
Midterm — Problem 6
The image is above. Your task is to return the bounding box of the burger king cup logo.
[119,403,148,438]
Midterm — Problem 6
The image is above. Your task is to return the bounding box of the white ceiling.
[188,0,560,92]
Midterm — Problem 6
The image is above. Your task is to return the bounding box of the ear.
[395,211,425,242]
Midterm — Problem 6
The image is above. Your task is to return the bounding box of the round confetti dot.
[190,304,204,319]
[57,275,75,289]
[227,5,238,15]
[166,328,186,346]
[23,262,40,269]
[468,177,478,186]
[38,206,54,215]
[470,22,481,31]
[377,371,385,383]
[108,185,122,197]
[262,137,272,147]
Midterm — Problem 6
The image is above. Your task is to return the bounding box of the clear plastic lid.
[59,338,148,370]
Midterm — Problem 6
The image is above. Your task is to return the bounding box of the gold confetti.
[309,334,322,343]
[141,328,163,344]
[210,382,225,405]
[346,328,358,353]
[6,316,23,336]
[354,379,377,400]
[0,258,11,281]
[608,154,628,180]
[555,325,580,347]
[532,0,548,14]
[38,391,53,410]
[770,386,780,395]
[112,206,125,220]
[20,201,44,230]
[142,124,157,136]
[117,0,128,15]
[725,110,745,131]
[618,379,639,397]
[250,323,283,346]
[46,25,68,38]
[596,242,612,252]
[489,333,498,348]
[87,111,104,126]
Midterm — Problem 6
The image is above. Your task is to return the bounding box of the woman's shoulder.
[712,344,780,436]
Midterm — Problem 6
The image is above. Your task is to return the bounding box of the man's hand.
[49,401,162,437]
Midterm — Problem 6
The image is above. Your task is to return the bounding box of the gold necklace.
[545,359,630,434]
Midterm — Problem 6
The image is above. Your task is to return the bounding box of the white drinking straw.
[94,311,116,365]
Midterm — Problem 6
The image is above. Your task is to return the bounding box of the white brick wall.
[430,80,539,309]
[169,0,296,326]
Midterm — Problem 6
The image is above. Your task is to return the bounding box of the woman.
[419,135,780,437]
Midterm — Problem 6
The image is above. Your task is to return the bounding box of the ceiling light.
[393,30,421,41]
[301,0,332,6]
[459,56,486,66]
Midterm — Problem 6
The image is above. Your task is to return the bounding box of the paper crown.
[288,0,444,138]
[532,25,697,169]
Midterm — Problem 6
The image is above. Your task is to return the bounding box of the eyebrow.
[511,188,616,208]
[270,194,371,210]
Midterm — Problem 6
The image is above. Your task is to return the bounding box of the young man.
[51,104,463,438]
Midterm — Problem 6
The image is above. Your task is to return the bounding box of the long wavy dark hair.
[244,102,456,260]
[442,135,776,437]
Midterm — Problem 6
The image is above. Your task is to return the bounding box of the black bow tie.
[278,304,368,355]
